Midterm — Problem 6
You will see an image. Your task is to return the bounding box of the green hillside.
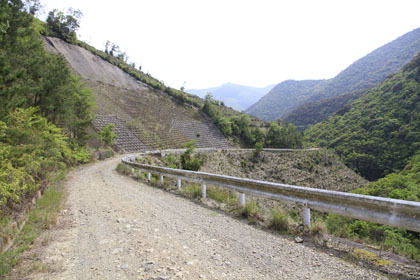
[247,28,420,124]
[246,80,327,121]
[284,90,365,131]
[305,53,420,180]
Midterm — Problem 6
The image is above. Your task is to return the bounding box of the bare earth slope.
[44,37,230,150]
[13,157,385,280]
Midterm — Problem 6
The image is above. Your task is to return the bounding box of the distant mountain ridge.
[187,83,274,111]
[246,27,420,124]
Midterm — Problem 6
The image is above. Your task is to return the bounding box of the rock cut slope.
[44,37,230,151]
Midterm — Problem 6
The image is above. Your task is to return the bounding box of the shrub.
[180,141,202,171]
[163,153,178,169]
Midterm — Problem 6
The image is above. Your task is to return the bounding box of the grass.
[115,162,132,175]
[0,171,66,277]
[181,183,202,199]
[240,201,259,219]
[269,208,289,232]
[206,186,238,206]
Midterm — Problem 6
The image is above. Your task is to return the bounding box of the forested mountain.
[247,28,420,124]
[245,80,327,121]
[305,53,420,181]
[187,83,274,111]
[284,90,365,131]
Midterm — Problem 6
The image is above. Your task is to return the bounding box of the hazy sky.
[39,0,420,89]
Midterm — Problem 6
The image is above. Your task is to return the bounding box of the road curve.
[24,156,386,279]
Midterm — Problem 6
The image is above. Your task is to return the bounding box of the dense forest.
[247,27,420,126]
[284,90,365,131]
[305,53,420,181]
[0,0,93,214]
[246,79,327,121]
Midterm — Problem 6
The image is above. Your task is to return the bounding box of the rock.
[117,218,125,223]
[295,237,304,243]
[121,263,129,269]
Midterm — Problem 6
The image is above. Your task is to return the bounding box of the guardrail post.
[202,184,206,199]
[147,172,151,181]
[177,178,182,190]
[303,206,311,227]
[160,175,164,184]
[131,168,134,175]
[239,193,246,206]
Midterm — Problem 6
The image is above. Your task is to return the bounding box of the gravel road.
[25,156,386,279]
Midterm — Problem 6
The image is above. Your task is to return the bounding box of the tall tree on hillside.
[46,8,82,43]
[0,0,94,144]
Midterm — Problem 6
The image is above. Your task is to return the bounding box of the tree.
[46,8,82,43]
[100,124,116,146]
[24,0,42,15]
[180,141,202,171]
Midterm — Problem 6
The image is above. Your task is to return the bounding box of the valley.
[1,1,420,279]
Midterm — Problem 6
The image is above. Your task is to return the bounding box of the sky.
[39,0,420,90]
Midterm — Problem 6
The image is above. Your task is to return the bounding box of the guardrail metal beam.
[122,154,420,232]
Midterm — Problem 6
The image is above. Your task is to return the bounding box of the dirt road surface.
[20,157,386,279]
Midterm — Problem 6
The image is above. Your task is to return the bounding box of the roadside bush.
[180,141,202,171]
[163,153,178,169]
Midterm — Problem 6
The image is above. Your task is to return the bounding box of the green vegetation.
[115,163,131,176]
[240,201,259,218]
[181,183,202,199]
[203,93,303,148]
[321,154,420,260]
[206,187,238,205]
[305,53,420,180]
[352,153,420,201]
[264,120,302,148]
[100,123,116,146]
[180,141,203,171]
[284,90,365,131]
[0,0,93,214]
[268,208,289,232]
[246,80,326,121]
[302,53,420,260]
[46,8,82,44]
[0,170,66,277]
[247,28,420,126]
[326,214,420,260]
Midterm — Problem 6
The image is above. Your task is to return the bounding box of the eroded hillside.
[44,37,230,150]
[147,149,367,192]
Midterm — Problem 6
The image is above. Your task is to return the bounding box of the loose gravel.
[22,157,387,279]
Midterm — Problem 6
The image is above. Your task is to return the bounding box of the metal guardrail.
[122,153,420,233]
